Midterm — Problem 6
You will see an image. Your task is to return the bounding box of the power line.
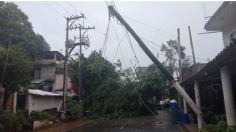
[101,16,111,57]
[120,24,157,116]
[126,30,142,69]
[54,2,71,15]
[66,2,83,14]
[122,15,176,37]
[111,33,126,62]
[110,19,129,69]
[45,2,65,19]
[141,37,162,48]
[118,46,128,69]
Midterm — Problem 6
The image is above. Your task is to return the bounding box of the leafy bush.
[0,111,28,132]
[201,121,236,132]
[66,97,81,120]
[0,111,17,132]
[29,111,56,122]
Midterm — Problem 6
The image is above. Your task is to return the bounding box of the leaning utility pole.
[108,5,204,125]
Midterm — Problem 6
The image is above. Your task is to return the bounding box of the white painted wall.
[27,95,62,113]
[54,74,71,91]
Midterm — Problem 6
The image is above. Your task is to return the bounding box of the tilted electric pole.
[108,5,204,125]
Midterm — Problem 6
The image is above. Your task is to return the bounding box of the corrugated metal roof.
[181,42,236,84]
[28,89,62,96]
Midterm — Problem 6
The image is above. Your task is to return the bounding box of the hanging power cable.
[118,23,157,116]
[101,15,111,57]
[122,15,176,37]
[111,33,126,62]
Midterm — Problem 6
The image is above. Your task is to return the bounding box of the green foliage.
[0,2,50,109]
[161,40,191,76]
[0,2,50,58]
[0,110,56,131]
[66,97,81,120]
[200,121,236,132]
[202,106,219,124]
[0,45,33,91]
[68,51,166,119]
[139,64,166,101]
[29,111,56,122]
[0,110,19,131]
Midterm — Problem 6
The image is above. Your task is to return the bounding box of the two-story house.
[181,2,236,128]
[33,51,71,92]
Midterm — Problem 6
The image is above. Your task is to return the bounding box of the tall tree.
[0,2,50,58]
[160,40,191,78]
[0,45,33,109]
[0,2,50,109]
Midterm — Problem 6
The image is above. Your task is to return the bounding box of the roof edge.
[204,2,229,30]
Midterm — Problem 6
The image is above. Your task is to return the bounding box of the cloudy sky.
[14,1,223,68]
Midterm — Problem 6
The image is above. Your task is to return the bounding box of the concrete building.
[204,1,236,126]
[26,89,62,113]
[205,2,236,47]
[182,2,236,127]
[34,51,71,91]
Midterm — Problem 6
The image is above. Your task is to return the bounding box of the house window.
[35,68,41,80]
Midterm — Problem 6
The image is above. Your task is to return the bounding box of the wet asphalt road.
[66,110,179,132]
[35,110,180,132]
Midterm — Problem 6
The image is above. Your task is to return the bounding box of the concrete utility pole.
[177,28,183,111]
[62,14,87,120]
[108,6,204,124]
[188,25,203,128]
[177,28,182,81]
[188,26,196,65]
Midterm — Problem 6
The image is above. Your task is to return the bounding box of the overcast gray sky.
[14,1,223,68]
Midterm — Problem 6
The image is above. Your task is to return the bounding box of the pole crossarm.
[66,14,85,21]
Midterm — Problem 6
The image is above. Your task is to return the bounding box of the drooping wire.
[111,33,126,62]
[118,47,128,69]
[101,15,111,57]
[122,15,176,38]
[109,4,157,115]
[111,2,159,115]
[110,20,128,68]
[132,65,156,116]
